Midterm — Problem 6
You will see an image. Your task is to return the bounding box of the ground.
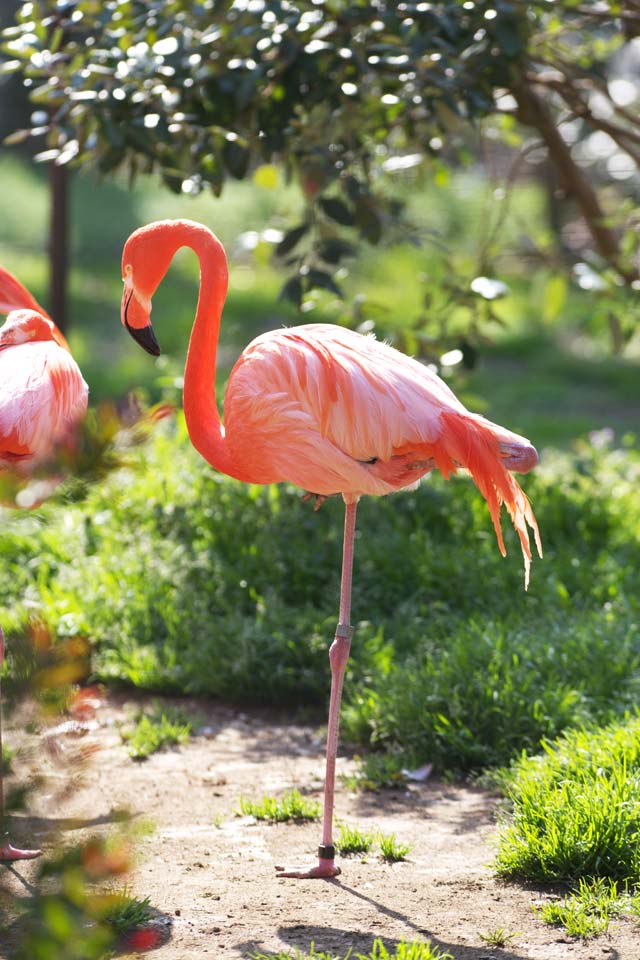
[0,692,637,960]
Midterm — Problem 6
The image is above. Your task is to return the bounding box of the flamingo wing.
[0,341,88,463]
[225,323,540,583]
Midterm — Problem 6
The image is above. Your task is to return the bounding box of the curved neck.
[164,222,239,477]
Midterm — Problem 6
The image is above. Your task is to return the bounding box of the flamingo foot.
[275,854,341,879]
[0,841,42,862]
[301,492,328,511]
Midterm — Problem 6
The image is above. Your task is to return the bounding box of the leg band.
[318,844,335,860]
[335,624,354,640]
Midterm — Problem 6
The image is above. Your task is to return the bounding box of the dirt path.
[1,693,637,959]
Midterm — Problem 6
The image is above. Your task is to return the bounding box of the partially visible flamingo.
[0,268,88,860]
[121,219,541,879]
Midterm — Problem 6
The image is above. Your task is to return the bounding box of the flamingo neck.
[165,222,238,478]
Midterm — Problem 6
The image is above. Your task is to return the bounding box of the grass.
[120,702,194,760]
[0,425,639,780]
[336,823,376,857]
[252,939,453,960]
[478,927,520,947]
[378,833,411,863]
[495,717,640,884]
[534,877,640,938]
[100,889,154,933]
[236,789,320,823]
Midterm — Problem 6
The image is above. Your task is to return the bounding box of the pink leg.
[276,497,358,879]
[0,626,42,863]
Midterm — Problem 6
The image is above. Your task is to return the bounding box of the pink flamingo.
[0,267,88,860]
[121,219,541,879]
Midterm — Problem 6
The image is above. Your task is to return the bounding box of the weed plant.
[478,927,519,947]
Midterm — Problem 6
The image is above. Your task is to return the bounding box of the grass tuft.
[535,878,628,938]
[378,832,411,863]
[236,788,320,822]
[478,927,520,947]
[100,890,154,933]
[495,717,640,884]
[251,938,452,960]
[336,823,376,856]
[121,702,194,760]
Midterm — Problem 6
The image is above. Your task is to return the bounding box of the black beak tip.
[125,320,161,357]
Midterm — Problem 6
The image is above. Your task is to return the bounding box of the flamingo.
[0,268,89,860]
[121,219,541,879]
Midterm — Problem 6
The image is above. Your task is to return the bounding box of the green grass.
[0,425,639,779]
[236,789,320,823]
[478,927,520,948]
[534,877,636,938]
[252,939,452,960]
[495,717,640,884]
[120,702,194,760]
[336,823,376,857]
[378,833,411,863]
[100,889,154,933]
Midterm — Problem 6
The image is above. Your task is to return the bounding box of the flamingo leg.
[0,627,41,862]
[276,497,358,879]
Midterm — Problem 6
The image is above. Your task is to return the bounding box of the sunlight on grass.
[236,788,320,823]
[534,877,635,938]
[496,717,640,883]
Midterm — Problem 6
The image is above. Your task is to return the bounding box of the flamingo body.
[0,273,88,861]
[0,311,88,466]
[121,219,542,878]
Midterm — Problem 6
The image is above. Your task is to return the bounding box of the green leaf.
[306,268,343,297]
[542,275,567,323]
[276,223,310,258]
[222,138,249,179]
[279,275,303,307]
[319,196,355,226]
[355,198,383,244]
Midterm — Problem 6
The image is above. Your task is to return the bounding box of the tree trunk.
[49,162,69,331]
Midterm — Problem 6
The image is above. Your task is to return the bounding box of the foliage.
[8,836,131,960]
[495,717,640,884]
[120,700,194,760]
[236,788,320,823]
[0,422,639,775]
[2,0,639,344]
[377,832,411,863]
[341,752,408,792]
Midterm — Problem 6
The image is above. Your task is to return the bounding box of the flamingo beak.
[121,285,161,357]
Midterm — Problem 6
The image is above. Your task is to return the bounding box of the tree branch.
[511,75,638,284]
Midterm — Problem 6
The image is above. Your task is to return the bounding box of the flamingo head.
[0,309,59,348]
[120,222,179,357]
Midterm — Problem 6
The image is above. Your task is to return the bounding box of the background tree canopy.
[1,0,639,356]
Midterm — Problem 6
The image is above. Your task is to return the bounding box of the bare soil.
[1,692,638,959]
